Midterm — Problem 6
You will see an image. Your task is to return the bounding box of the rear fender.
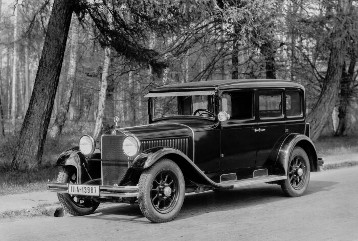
[132,147,224,188]
[276,134,318,175]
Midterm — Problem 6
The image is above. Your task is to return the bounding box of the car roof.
[149,79,304,93]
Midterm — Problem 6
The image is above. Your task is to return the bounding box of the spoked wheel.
[281,147,310,197]
[57,167,99,216]
[138,159,185,223]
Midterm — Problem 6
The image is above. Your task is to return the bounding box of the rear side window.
[221,91,254,120]
[259,90,283,119]
[286,90,302,117]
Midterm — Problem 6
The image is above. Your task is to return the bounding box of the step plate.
[220,175,287,189]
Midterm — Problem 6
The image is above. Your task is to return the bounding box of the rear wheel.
[138,159,185,223]
[281,147,310,197]
[57,167,99,216]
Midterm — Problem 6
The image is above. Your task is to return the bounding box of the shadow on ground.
[75,180,337,223]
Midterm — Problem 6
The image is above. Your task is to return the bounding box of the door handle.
[254,128,266,132]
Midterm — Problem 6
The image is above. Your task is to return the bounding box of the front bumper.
[47,183,139,198]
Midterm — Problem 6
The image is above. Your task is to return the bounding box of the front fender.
[133,147,189,169]
[56,147,87,184]
[276,134,318,175]
[132,147,225,188]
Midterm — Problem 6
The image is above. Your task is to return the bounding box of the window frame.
[220,89,256,124]
[257,89,284,121]
[285,88,304,119]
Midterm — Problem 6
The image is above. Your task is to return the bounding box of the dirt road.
[1,166,358,241]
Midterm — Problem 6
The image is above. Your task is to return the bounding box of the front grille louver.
[141,137,189,155]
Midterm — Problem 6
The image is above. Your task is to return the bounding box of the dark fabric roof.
[149,79,304,93]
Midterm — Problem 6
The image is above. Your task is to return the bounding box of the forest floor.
[0,133,358,196]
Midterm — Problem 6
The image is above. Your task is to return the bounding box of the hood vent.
[141,137,189,155]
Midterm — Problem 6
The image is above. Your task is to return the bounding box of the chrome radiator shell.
[101,134,129,186]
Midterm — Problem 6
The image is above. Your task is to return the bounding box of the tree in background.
[5,0,358,169]
[11,0,75,170]
[306,0,354,140]
[50,15,80,138]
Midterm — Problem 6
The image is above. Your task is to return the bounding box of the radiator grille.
[141,137,189,155]
[100,135,189,185]
[101,135,128,185]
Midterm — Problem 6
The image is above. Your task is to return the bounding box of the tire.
[57,167,99,216]
[138,158,185,223]
[281,147,310,197]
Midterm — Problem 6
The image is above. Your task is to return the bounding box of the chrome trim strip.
[259,114,284,120]
[220,175,287,188]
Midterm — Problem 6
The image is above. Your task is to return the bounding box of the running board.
[219,175,287,189]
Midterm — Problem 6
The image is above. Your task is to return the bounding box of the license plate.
[68,184,100,196]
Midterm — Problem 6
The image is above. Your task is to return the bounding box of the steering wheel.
[193,109,215,117]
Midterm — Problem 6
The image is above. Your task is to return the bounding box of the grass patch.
[0,132,79,196]
[0,166,59,196]
[315,135,358,155]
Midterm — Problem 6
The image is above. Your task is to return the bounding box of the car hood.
[122,119,216,140]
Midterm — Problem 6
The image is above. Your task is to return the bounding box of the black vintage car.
[48,79,322,223]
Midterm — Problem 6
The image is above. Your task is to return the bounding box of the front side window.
[259,90,283,119]
[152,95,215,120]
[221,91,254,120]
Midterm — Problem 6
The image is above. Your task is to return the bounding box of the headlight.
[79,135,95,156]
[122,136,139,157]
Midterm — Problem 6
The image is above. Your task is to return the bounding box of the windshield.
[151,95,216,120]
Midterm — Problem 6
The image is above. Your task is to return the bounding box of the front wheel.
[281,147,310,197]
[138,159,185,223]
[57,167,99,216]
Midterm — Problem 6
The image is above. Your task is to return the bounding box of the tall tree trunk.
[93,47,111,141]
[335,52,356,136]
[11,0,75,170]
[11,4,19,134]
[24,41,30,110]
[307,0,352,141]
[0,52,4,137]
[127,71,135,125]
[260,39,277,79]
[137,81,142,124]
[23,1,30,111]
[231,23,239,79]
[182,51,189,83]
[103,68,115,131]
[0,50,4,137]
[0,0,4,137]
[6,47,11,119]
[50,16,79,138]
[0,96,4,137]
[289,0,299,81]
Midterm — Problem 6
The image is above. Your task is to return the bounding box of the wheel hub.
[297,168,304,177]
[163,186,172,197]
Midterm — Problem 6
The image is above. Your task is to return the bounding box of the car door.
[220,90,257,171]
[255,89,286,168]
